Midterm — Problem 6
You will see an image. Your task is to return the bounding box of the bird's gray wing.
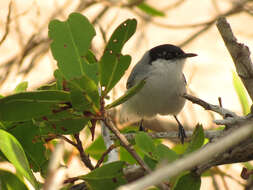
[126,52,151,89]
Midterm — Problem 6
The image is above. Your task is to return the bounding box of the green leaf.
[86,135,107,161]
[99,19,137,95]
[143,155,157,170]
[0,170,29,190]
[119,146,137,164]
[49,12,96,80]
[135,132,155,157]
[86,49,98,63]
[105,79,146,109]
[81,161,127,190]
[8,121,47,172]
[37,83,57,91]
[37,110,89,135]
[154,144,179,162]
[173,172,201,190]
[185,124,204,155]
[69,75,100,113]
[0,129,38,188]
[0,90,70,121]
[54,69,65,90]
[232,71,250,115]
[14,81,28,93]
[137,3,165,17]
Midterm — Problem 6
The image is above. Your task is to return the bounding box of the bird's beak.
[185,53,198,58]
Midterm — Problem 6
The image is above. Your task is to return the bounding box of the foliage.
[0,11,208,190]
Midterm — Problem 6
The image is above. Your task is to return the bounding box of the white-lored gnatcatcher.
[120,44,197,143]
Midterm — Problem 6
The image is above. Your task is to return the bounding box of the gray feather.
[126,52,151,89]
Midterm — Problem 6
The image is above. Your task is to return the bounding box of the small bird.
[120,44,197,143]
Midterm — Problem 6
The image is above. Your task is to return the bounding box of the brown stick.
[216,17,253,101]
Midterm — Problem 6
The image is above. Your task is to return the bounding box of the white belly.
[121,59,186,121]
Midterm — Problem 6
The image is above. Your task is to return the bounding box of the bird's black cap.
[149,44,197,62]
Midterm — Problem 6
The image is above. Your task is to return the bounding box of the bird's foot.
[178,123,187,144]
[139,119,147,131]
[174,115,187,144]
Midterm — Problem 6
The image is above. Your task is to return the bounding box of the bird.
[120,44,197,143]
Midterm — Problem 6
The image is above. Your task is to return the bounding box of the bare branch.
[118,123,253,190]
[0,1,12,45]
[216,17,253,101]
[103,117,151,173]
[74,133,95,171]
[182,93,238,118]
[110,130,223,141]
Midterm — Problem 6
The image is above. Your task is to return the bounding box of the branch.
[110,130,223,141]
[118,123,253,190]
[0,1,12,45]
[216,17,253,101]
[182,93,238,118]
[103,117,151,173]
[74,133,95,171]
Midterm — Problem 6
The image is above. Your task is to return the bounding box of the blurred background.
[1,0,253,189]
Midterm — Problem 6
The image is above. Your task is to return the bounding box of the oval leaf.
[0,90,70,121]
[49,12,96,80]
[99,19,137,95]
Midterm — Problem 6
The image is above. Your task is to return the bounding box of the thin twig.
[95,144,116,168]
[74,133,95,171]
[182,93,238,118]
[103,117,151,173]
[0,1,12,45]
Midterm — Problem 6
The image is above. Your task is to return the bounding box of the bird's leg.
[139,119,145,131]
[174,115,186,144]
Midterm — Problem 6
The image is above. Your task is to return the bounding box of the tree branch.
[74,133,95,171]
[118,123,253,190]
[110,130,223,141]
[0,1,12,45]
[216,17,253,101]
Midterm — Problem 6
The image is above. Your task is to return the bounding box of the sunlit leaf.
[137,3,165,17]
[0,129,38,188]
[14,81,28,93]
[0,170,29,190]
[232,71,250,115]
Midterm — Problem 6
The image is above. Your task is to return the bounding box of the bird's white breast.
[121,59,186,121]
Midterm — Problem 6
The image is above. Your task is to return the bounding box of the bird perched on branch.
[121,44,197,143]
